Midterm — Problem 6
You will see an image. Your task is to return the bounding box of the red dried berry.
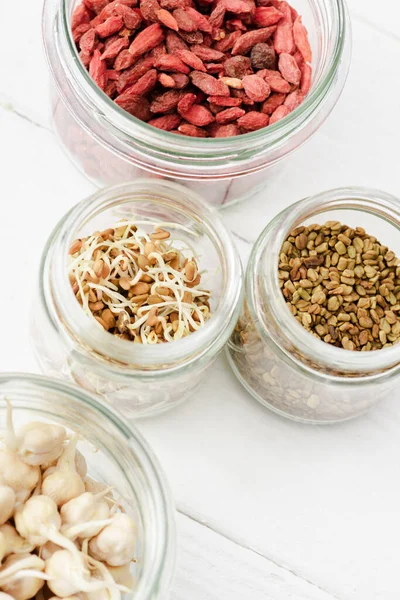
[223,56,252,78]
[215,107,245,124]
[206,63,224,74]
[101,37,130,60]
[232,26,276,55]
[184,7,212,33]
[293,16,312,63]
[207,95,242,106]
[269,104,290,124]
[156,8,179,30]
[125,69,158,95]
[114,49,136,70]
[208,3,226,28]
[115,92,151,120]
[176,49,206,71]
[72,4,92,29]
[190,45,225,62]
[154,54,191,73]
[140,0,162,21]
[89,49,108,90]
[115,4,143,28]
[262,69,291,93]
[80,28,97,53]
[213,30,241,51]
[190,71,229,95]
[278,53,301,85]
[211,123,239,137]
[179,104,215,126]
[150,89,183,113]
[83,0,109,15]
[160,0,185,9]
[96,16,124,37]
[260,92,285,114]
[80,50,92,68]
[129,23,165,57]
[73,23,92,43]
[242,74,270,102]
[173,8,198,31]
[237,111,269,130]
[158,72,177,87]
[273,22,294,54]
[254,6,283,26]
[222,0,252,13]
[300,62,312,94]
[177,92,197,113]
[179,123,208,137]
[148,113,182,129]
[283,89,304,111]
[116,56,155,91]
[170,73,190,88]
[166,30,189,52]
[179,30,204,44]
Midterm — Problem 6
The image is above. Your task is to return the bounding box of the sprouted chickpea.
[0,403,138,599]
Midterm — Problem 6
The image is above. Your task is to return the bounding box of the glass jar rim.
[42,0,349,165]
[42,180,243,371]
[0,371,175,599]
[247,186,400,375]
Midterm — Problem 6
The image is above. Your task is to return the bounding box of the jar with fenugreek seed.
[31,180,242,419]
[227,187,400,424]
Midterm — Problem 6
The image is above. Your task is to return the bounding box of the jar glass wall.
[0,373,175,599]
[227,188,400,423]
[31,180,242,418]
[43,0,351,207]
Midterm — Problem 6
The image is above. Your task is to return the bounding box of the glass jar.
[42,0,351,207]
[31,180,243,418]
[227,187,400,424]
[0,372,175,599]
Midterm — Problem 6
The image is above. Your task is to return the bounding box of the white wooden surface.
[1,0,400,598]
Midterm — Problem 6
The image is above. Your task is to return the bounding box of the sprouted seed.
[68,220,212,344]
[0,403,137,599]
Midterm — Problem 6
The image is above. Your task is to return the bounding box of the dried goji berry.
[224,56,252,78]
[232,26,276,55]
[157,9,179,30]
[269,104,290,124]
[80,50,92,68]
[72,4,92,29]
[148,113,182,129]
[149,42,167,58]
[300,62,312,94]
[242,74,270,101]
[250,43,276,69]
[253,6,283,26]
[83,0,109,15]
[293,16,312,63]
[215,106,245,124]
[206,63,224,74]
[166,30,189,52]
[179,123,208,136]
[125,69,158,95]
[89,49,108,89]
[273,22,294,54]
[237,111,269,130]
[177,92,197,113]
[208,4,226,28]
[150,89,183,112]
[179,104,214,126]
[283,89,304,111]
[154,54,191,73]
[115,4,143,28]
[190,45,225,61]
[160,0,185,9]
[176,49,206,71]
[140,0,162,21]
[184,7,212,33]
[292,49,304,68]
[213,29,241,51]
[260,91,285,114]
[190,71,229,95]
[116,56,155,91]
[158,72,177,87]
[222,0,252,13]
[173,7,198,31]
[207,95,242,106]
[278,53,301,85]
[101,37,130,60]
[211,123,239,137]
[73,23,92,43]
[129,23,165,57]
[115,92,151,120]
[170,73,190,88]
[179,30,204,44]
[114,49,136,70]
[96,16,124,37]
[262,69,291,93]
[80,27,97,53]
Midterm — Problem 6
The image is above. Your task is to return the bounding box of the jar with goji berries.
[31,180,243,418]
[227,187,400,424]
[43,0,351,207]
